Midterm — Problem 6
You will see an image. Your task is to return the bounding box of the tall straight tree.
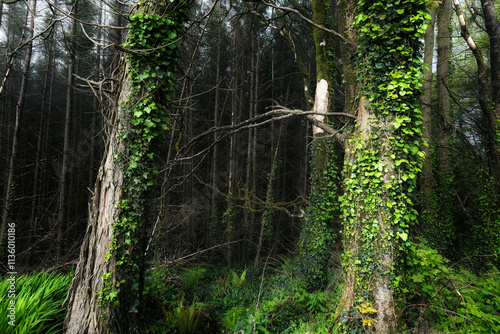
[420,5,436,230]
[433,0,455,253]
[57,0,78,260]
[480,0,500,189]
[64,1,189,332]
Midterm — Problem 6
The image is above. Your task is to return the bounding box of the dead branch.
[260,0,352,45]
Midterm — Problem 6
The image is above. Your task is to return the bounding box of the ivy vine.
[299,136,339,291]
[98,0,189,318]
[339,0,430,324]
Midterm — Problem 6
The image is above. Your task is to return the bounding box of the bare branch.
[261,0,352,45]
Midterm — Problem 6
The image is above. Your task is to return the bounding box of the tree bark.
[434,0,455,252]
[480,0,500,188]
[57,0,78,260]
[28,24,53,266]
[420,7,436,223]
[64,71,130,334]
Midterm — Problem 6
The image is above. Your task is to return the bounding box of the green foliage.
[99,0,190,314]
[230,269,247,287]
[448,267,500,333]
[406,240,451,299]
[165,299,204,334]
[295,289,328,314]
[221,305,250,330]
[143,266,180,308]
[215,275,230,297]
[0,271,72,334]
[404,242,500,332]
[180,266,207,295]
[472,175,500,265]
[140,261,347,334]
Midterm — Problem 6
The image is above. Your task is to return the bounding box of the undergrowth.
[143,256,343,334]
[143,245,500,334]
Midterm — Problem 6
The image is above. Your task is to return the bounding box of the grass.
[0,270,72,334]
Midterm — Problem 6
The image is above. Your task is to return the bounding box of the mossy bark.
[312,0,331,84]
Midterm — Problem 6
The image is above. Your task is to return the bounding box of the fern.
[230,269,247,287]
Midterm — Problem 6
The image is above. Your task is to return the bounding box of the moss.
[312,0,331,84]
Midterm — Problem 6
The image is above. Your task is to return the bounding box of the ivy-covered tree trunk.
[299,80,339,290]
[337,1,429,332]
[298,0,340,291]
[64,1,189,332]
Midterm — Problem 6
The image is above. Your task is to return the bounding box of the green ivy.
[339,0,430,322]
[299,136,339,291]
[472,173,500,266]
[98,0,189,321]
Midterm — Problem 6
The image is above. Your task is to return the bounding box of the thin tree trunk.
[249,33,260,261]
[89,5,104,198]
[437,0,452,162]
[243,29,255,264]
[0,0,36,248]
[480,0,500,188]
[435,0,454,252]
[28,28,53,266]
[210,15,221,246]
[255,125,281,266]
[453,0,500,184]
[421,7,436,221]
[57,1,77,259]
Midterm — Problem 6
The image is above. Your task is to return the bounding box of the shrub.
[180,266,207,295]
[406,240,500,333]
[164,299,205,334]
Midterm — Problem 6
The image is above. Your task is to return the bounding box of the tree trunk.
[28,27,53,266]
[480,0,500,188]
[298,0,338,292]
[64,71,129,334]
[420,7,436,225]
[337,1,427,332]
[57,1,78,260]
[255,126,281,266]
[434,0,454,252]
[65,1,188,330]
